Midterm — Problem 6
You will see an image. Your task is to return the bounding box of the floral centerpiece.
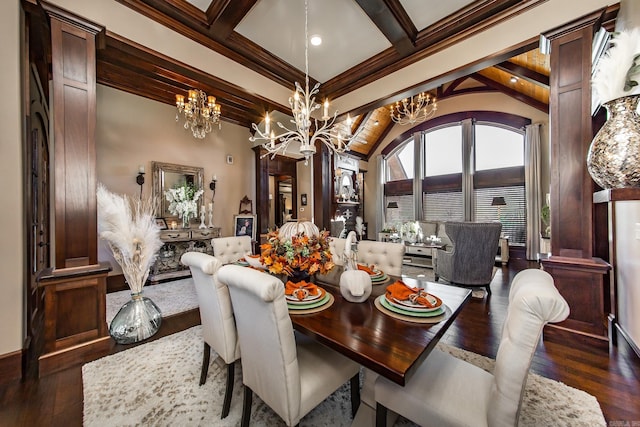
[97,184,164,344]
[259,221,334,279]
[400,221,422,243]
[592,28,640,104]
[164,182,204,228]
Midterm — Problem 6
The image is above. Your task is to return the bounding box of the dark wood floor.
[1,259,639,426]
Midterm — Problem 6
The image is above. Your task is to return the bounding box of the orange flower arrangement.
[260,228,334,277]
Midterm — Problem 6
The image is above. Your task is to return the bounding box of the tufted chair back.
[488,268,569,426]
[180,251,240,418]
[218,264,361,426]
[374,268,569,427]
[329,237,347,266]
[211,235,252,265]
[181,252,239,363]
[357,240,405,276]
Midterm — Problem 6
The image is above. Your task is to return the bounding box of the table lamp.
[491,196,507,221]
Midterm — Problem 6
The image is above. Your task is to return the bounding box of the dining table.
[288,266,472,425]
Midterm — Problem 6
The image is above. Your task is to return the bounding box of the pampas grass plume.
[593,28,640,104]
[97,184,163,293]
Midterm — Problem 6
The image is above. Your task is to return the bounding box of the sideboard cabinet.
[149,227,220,283]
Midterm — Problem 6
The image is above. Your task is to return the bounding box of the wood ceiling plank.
[471,72,548,112]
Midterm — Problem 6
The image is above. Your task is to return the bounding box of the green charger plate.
[287,292,331,310]
[380,295,445,317]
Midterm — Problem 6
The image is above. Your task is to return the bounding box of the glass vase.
[109,292,162,344]
[182,212,190,229]
[587,95,640,189]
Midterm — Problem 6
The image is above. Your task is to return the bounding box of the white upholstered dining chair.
[211,235,252,264]
[374,268,570,427]
[357,240,405,276]
[217,264,362,427]
[180,252,240,419]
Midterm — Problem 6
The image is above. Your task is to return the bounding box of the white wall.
[0,0,24,356]
[363,91,549,235]
[614,201,640,349]
[96,85,255,273]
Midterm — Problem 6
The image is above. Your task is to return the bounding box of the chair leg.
[221,362,235,419]
[241,386,252,427]
[350,373,361,418]
[485,284,492,295]
[199,342,211,386]
[376,403,387,427]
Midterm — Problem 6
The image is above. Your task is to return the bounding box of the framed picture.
[155,218,168,230]
[234,214,256,240]
[301,193,308,206]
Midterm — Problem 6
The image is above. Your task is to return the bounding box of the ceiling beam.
[354,0,415,56]
[471,72,548,113]
[206,0,258,41]
[494,61,549,87]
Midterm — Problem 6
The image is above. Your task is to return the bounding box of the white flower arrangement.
[97,184,163,293]
[592,28,640,104]
[164,183,204,220]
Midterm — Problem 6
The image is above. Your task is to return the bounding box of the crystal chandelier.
[389,92,437,126]
[175,89,221,139]
[249,0,361,164]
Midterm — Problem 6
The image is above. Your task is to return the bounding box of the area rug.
[106,278,198,325]
[82,326,606,427]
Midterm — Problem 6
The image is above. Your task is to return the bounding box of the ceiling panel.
[235,0,391,82]
[185,0,212,12]
[400,0,476,31]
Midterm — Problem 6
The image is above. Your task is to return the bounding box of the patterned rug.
[83,326,606,427]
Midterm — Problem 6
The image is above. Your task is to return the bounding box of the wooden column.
[541,10,611,346]
[313,142,333,231]
[38,2,110,376]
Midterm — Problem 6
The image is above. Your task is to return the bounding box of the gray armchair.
[435,221,502,294]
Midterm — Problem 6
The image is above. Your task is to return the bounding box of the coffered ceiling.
[85,0,618,159]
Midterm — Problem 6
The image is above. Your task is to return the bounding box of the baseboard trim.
[38,337,112,377]
[544,323,609,350]
[0,349,23,386]
[616,324,640,360]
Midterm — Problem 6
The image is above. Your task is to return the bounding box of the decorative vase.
[181,212,191,229]
[288,268,311,284]
[109,292,162,344]
[587,95,640,189]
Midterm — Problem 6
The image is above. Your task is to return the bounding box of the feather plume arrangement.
[593,28,640,104]
[97,184,163,293]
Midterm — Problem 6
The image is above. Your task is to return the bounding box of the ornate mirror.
[152,161,204,219]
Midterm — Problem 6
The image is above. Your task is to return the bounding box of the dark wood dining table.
[290,268,472,386]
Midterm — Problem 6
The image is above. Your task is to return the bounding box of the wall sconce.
[136,165,145,199]
[209,175,217,200]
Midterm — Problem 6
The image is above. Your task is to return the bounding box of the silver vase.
[109,292,162,344]
[587,95,640,189]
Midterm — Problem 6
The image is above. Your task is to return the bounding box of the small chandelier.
[389,92,437,126]
[249,0,361,164]
[175,89,221,139]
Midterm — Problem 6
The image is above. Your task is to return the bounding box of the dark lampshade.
[386,201,399,209]
[491,196,507,206]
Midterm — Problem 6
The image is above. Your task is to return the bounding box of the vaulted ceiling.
[86,0,618,159]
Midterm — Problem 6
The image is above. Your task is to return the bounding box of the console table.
[403,243,442,269]
[149,227,221,283]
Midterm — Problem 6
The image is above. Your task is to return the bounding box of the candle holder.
[208,209,214,228]
[199,207,207,229]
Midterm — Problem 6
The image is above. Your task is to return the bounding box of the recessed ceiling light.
[374,120,379,126]
[310,35,322,46]
[510,76,518,84]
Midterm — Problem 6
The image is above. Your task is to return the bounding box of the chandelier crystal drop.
[175,89,221,139]
[249,0,361,164]
[389,92,437,126]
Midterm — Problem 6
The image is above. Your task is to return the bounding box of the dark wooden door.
[25,64,51,371]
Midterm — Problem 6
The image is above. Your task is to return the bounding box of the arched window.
[383,112,529,245]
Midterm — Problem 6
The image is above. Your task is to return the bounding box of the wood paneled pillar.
[37,2,110,376]
[313,142,333,231]
[541,10,611,345]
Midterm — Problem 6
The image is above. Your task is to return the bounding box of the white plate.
[388,294,442,313]
[285,287,324,304]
